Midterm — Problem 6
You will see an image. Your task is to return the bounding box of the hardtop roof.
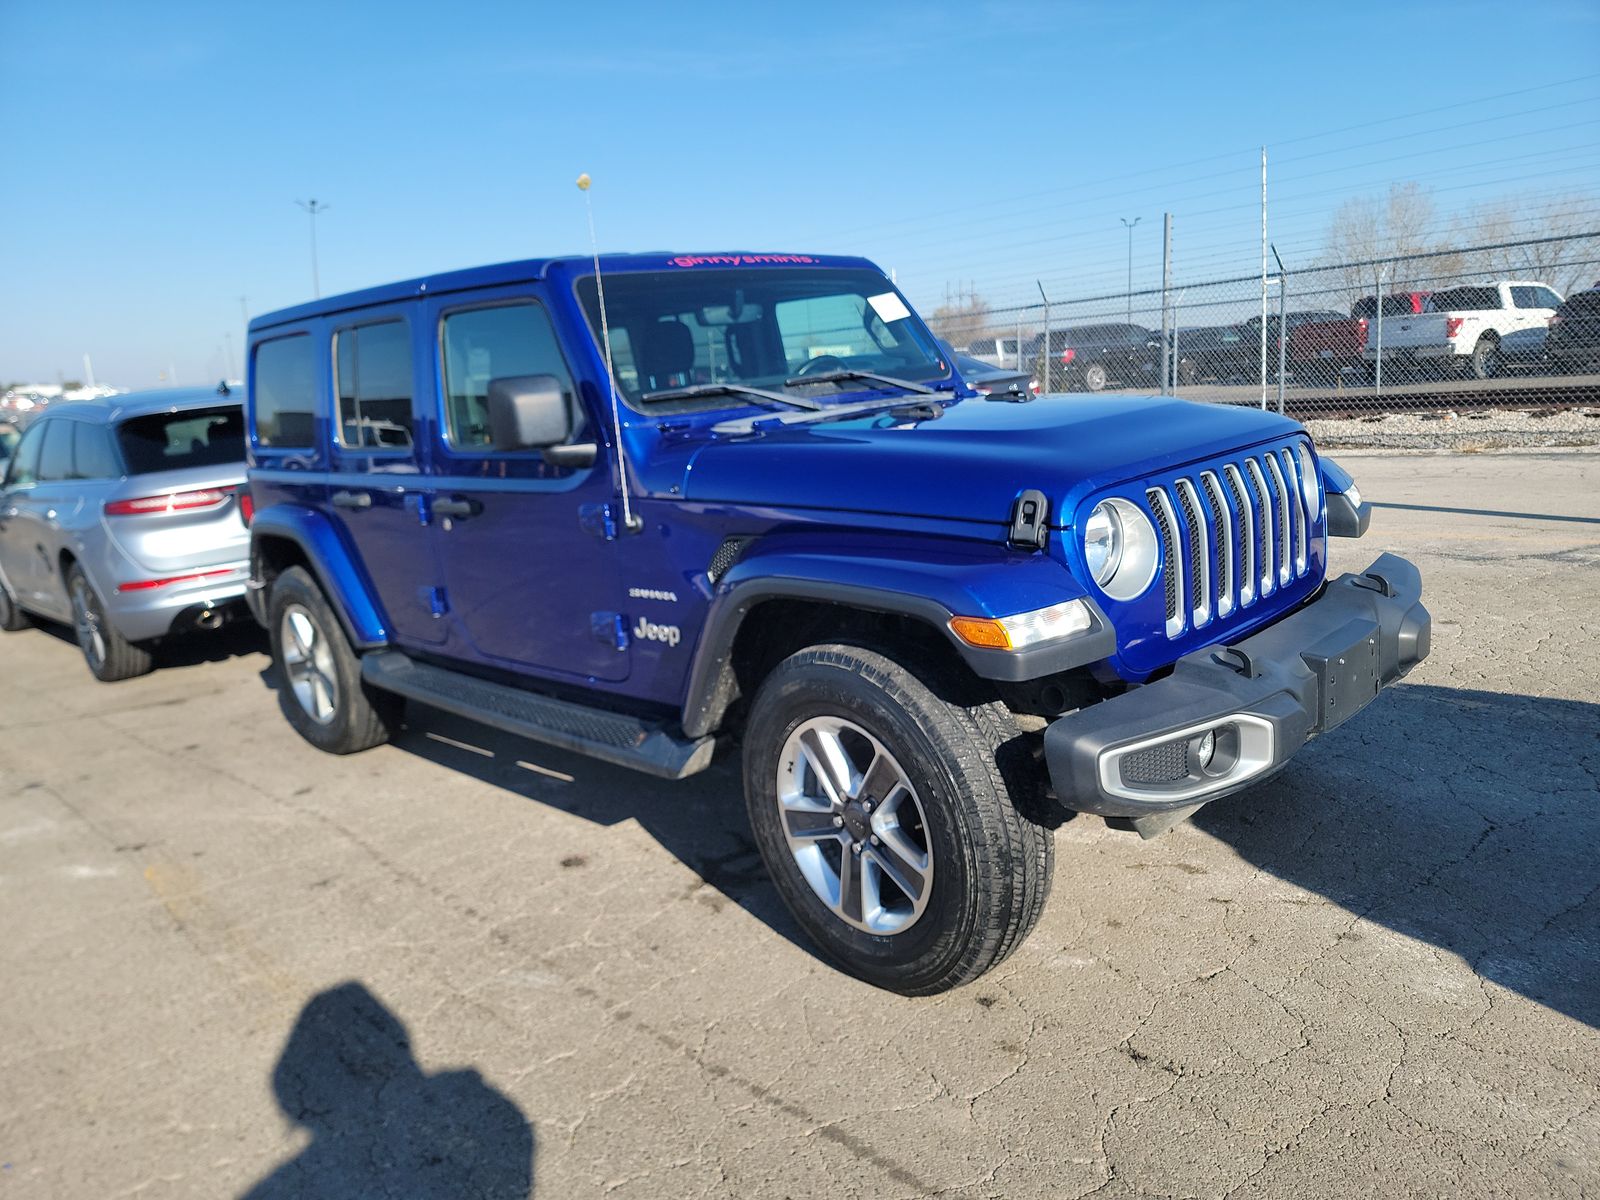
[249,251,884,334]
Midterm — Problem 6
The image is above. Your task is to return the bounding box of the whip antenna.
[577,172,641,533]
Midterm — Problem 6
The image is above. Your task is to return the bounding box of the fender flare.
[679,545,1114,738]
[248,505,389,648]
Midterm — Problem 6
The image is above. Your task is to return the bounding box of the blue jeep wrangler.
[244,252,1429,994]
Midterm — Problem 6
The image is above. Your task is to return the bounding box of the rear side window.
[440,302,577,450]
[254,335,317,447]
[71,422,121,479]
[116,406,245,475]
[1429,287,1499,312]
[37,420,74,482]
[335,320,414,450]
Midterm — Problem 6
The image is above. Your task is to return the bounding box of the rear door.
[424,288,629,682]
[323,311,446,647]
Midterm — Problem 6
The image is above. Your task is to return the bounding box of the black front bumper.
[1044,553,1429,833]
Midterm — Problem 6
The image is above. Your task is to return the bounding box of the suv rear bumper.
[1043,553,1429,833]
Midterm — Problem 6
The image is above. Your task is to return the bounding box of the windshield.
[575,268,951,410]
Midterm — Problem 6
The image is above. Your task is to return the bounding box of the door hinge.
[1009,489,1050,550]
[421,585,449,618]
[579,503,619,541]
[591,611,628,650]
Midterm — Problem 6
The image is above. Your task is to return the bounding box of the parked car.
[1364,281,1562,379]
[1545,288,1600,375]
[245,251,1427,995]
[0,421,20,472]
[1180,312,1343,385]
[1025,323,1160,391]
[958,335,1022,369]
[953,352,1037,398]
[0,385,251,680]
[1288,294,1430,385]
[1489,327,1549,376]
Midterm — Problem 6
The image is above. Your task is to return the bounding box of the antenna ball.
[575,173,592,191]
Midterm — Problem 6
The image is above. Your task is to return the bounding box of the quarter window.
[4,423,45,487]
[71,422,121,480]
[36,420,74,482]
[335,320,414,449]
[440,303,578,450]
[254,335,317,448]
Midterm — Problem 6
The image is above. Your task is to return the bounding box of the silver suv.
[0,385,250,680]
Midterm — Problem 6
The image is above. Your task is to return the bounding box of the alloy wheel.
[281,603,339,726]
[70,576,107,671]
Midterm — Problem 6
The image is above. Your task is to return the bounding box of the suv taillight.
[1444,317,1464,339]
[1060,348,1076,365]
[104,489,230,517]
[238,489,255,524]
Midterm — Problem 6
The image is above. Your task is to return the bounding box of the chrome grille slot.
[1223,464,1255,607]
[1245,457,1275,597]
[1147,487,1184,637]
[1281,449,1308,575]
[1265,453,1293,586]
[1174,478,1211,628]
[1199,471,1232,618]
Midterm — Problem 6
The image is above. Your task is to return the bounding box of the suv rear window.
[116,405,245,475]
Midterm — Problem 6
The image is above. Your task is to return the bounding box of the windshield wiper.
[711,392,955,436]
[640,383,823,411]
[783,369,936,395]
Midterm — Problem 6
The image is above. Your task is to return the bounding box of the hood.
[678,394,1302,526]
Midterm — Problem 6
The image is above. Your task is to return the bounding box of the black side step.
[361,651,716,780]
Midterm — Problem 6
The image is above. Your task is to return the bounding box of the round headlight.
[1297,443,1321,515]
[1085,498,1159,600]
[1084,502,1123,586]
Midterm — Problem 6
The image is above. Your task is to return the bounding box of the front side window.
[335,320,414,450]
[254,335,316,447]
[575,267,949,410]
[440,302,578,450]
[117,406,245,474]
[5,422,45,487]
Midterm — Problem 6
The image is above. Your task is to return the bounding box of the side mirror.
[487,375,579,451]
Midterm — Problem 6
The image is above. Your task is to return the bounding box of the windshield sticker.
[867,292,911,322]
[668,254,819,268]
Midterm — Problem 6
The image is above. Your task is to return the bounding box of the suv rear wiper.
[641,383,824,411]
[783,369,936,395]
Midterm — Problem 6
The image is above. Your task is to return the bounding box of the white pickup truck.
[1364,280,1563,378]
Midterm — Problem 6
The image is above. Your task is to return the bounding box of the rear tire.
[0,581,30,632]
[742,644,1053,995]
[67,564,154,682]
[267,566,398,754]
[1469,335,1499,380]
[1082,362,1109,391]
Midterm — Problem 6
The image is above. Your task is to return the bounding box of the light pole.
[1120,217,1142,324]
[295,199,330,298]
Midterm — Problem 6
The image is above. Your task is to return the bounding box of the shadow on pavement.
[239,981,534,1199]
[1195,683,1599,1028]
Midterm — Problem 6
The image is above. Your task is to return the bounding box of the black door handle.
[433,496,481,519]
[331,489,372,509]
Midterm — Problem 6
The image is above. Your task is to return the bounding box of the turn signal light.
[949,616,1013,650]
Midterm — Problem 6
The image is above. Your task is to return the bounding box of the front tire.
[67,564,153,682]
[267,566,398,754]
[742,644,1053,995]
[1082,362,1109,391]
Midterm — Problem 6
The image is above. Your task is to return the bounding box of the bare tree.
[926,293,996,348]
[1452,192,1599,295]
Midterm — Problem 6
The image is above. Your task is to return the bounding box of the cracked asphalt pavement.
[1,449,1596,1198]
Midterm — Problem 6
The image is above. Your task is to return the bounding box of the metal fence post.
[1160,212,1173,395]
[1037,281,1051,393]
[1272,244,1288,415]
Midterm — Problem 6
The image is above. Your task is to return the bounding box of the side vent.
[707,537,751,585]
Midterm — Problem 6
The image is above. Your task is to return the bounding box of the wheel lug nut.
[870,834,880,846]
[851,842,862,854]
[862,801,873,813]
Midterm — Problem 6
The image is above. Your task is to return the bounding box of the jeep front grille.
[1145,446,1317,637]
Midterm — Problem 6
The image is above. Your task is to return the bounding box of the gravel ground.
[0,450,1595,1198]
[1306,406,1600,450]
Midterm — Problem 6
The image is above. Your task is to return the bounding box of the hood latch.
[1009,489,1050,550]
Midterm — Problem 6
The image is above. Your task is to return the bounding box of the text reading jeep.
[245,253,1429,994]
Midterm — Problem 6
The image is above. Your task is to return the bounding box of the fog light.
[1195,729,1217,771]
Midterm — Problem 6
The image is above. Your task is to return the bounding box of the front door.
[425,291,629,683]
[0,420,48,608]
[322,311,446,647]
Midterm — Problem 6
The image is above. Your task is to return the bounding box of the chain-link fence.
[928,232,1600,449]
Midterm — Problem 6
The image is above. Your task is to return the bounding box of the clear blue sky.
[3,0,1597,386]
